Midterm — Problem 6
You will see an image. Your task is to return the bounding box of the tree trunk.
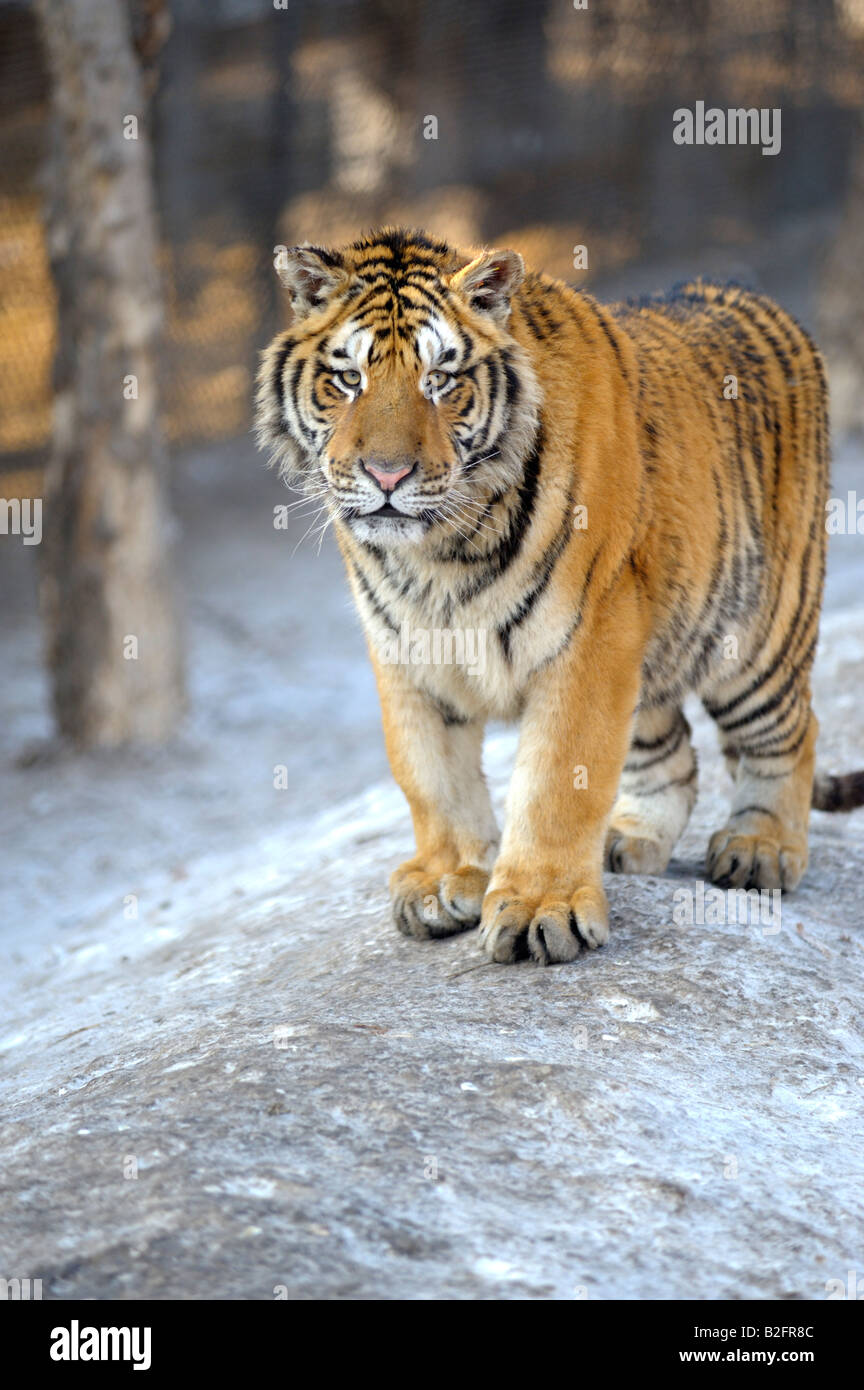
[35,0,184,747]
[818,131,864,442]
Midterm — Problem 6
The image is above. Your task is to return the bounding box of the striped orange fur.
[256,227,864,963]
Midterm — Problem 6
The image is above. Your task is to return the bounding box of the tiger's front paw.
[390,861,489,940]
[479,880,609,965]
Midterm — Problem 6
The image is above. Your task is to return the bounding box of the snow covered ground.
[1,436,863,1300]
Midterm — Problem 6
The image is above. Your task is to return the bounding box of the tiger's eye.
[338,368,362,388]
[428,369,451,389]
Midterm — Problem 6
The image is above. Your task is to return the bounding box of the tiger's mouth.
[342,498,440,524]
[366,501,408,518]
[343,501,416,522]
[339,496,442,545]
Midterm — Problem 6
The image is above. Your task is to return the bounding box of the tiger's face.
[256,229,540,547]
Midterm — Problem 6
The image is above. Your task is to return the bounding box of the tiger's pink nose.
[362,460,415,492]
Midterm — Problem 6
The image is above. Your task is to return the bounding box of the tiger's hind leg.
[705,679,817,892]
[605,705,698,874]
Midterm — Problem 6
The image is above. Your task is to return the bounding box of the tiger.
[256,226,864,964]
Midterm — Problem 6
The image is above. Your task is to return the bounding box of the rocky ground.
[1,440,863,1300]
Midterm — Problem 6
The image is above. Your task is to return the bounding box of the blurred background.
[1,0,863,938]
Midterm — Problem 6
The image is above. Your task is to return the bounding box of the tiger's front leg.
[481,575,646,964]
[372,655,499,940]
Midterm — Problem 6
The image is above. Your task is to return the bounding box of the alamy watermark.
[825,491,864,535]
[378,620,487,677]
[673,101,781,157]
[673,882,781,935]
[0,498,41,545]
[50,1322,151,1371]
[825,1269,864,1300]
[1,1276,42,1300]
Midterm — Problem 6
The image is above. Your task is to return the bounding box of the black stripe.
[635,767,697,797]
[456,423,544,602]
[625,720,687,772]
[704,536,817,721]
[739,716,812,761]
[349,558,398,634]
[496,489,576,660]
[272,338,293,424]
[592,304,630,386]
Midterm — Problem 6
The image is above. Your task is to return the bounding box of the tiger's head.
[256,228,540,546]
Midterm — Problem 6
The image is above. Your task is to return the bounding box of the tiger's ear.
[275,244,348,319]
[449,248,525,323]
